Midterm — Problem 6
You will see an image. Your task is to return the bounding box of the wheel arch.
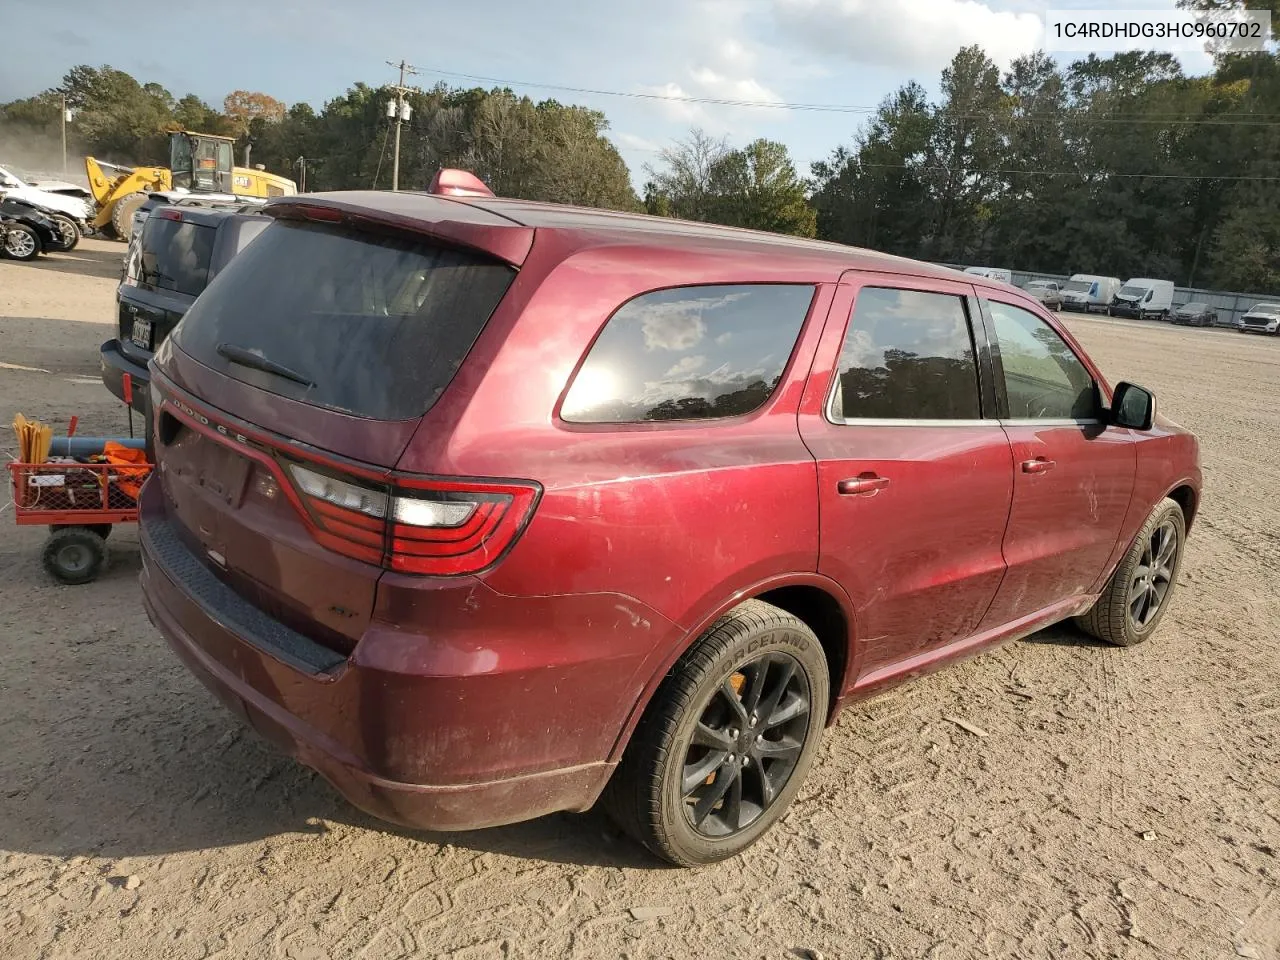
[1166,482,1199,532]
[606,572,858,764]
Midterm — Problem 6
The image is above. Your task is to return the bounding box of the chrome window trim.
[1002,417,1101,427]
[824,287,987,427]
[827,416,1002,427]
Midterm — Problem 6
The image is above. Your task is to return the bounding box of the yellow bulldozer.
[86,130,297,241]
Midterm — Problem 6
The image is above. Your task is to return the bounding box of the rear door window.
[831,287,982,420]
[560,284,815,423]
[139,218,216,297]
[173,219,516,421]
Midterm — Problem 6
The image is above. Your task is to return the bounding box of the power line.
[414,65,1280,127]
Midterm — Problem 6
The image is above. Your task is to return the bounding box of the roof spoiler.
[426,169,496,198]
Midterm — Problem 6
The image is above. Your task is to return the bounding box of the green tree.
[923,45,1010,261]
[55,65,175,161]
[706,139,816,236]
[810,81,934,253]
[644,132,814,236]
[643,129,729,221]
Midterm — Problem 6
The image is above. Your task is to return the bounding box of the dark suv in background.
[101,206,268,424]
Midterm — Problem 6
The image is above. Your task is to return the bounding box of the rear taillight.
[287,464,386,564]
[286,463,538,576]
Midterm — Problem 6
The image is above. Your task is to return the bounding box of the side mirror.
[0,177,18,188]
[1109,381,1156,430]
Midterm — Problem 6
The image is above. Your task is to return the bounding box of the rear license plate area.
[198,442,252,508]
[166,429,252,508]
[131,318,153,349]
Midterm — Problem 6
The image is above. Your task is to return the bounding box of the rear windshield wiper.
[216,342,315,388]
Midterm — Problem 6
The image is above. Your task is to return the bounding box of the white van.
[963,266,1013,284]
[1060,275,1122,313]
[1111,278,1175,320]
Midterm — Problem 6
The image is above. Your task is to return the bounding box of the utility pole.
[60,93,70,174]
[385,59,419,191]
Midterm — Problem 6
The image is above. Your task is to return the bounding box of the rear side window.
[209,218,268,277]
[173,220,515,421]
[561,284,815,423]
[832,287,982,420]
[139,218,216,297]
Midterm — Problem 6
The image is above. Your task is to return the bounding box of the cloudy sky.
[4,0,1213,187]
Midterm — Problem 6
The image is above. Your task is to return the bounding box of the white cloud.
[772,0,1044,71]
[665,355,708,377]
[689,67,784,106]
[638,81,706,123]
[637,291,747,350]
[641,303,708,350]
[615,132,663,152]
[635,0,793,128]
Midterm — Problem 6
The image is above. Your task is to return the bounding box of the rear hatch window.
[140,217,216,297]
[172,220,516,421]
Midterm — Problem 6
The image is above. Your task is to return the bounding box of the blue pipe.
[48,437,147,457]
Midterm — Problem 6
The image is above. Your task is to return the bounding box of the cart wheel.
[42,527,108,585]
[50,523,112,541]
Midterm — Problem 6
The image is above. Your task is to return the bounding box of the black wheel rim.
[1129,519,1179,629]
[58,543,93,575]
[680,652,811,838]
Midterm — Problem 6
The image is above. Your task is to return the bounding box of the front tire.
[2,224,42,261]
[604,599,830,866]
[1075,498,1186,647]
[110,192,147,242]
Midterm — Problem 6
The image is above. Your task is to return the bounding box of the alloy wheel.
[1128,518,1179,629]
[680,652,811,838]
[5,230,37,259]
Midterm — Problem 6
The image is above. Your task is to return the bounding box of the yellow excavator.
[85,130,297,241]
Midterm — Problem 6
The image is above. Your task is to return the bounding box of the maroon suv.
[139,188,1201,866]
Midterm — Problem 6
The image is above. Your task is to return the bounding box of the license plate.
[131,318,152,349]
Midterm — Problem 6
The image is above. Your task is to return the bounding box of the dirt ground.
[1,239,1277,960]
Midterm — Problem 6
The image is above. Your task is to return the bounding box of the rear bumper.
[144,574,611,830]
[136,481,655,831]
[100,338,151,414]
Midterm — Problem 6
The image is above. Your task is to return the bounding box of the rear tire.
[110,193,147,243]
[1074,498,1185,647]
[603,599,830,866]
[42,527,108,585]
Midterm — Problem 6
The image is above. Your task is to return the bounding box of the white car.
[0,164,93,248]
[1240,303,1280,335]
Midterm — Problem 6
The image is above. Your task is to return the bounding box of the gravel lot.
[2,239,1277,960]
